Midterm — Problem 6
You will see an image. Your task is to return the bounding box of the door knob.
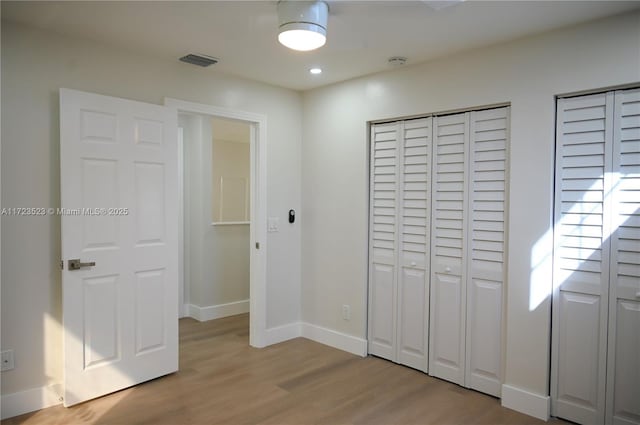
[445,267,452,273]
[68,259,96,270]
[411,261,417,266]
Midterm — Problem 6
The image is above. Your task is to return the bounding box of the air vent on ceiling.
[179,54,219,67]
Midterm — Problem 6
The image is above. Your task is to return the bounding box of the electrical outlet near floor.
[1,349,15,372]
[342,304,351,321]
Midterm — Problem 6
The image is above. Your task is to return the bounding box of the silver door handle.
[68,259,96,270]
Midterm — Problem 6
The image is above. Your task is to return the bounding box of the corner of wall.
[301,323,367,357]
[265,322,302,346]
[263,321,367,358]
[186,300,250,322]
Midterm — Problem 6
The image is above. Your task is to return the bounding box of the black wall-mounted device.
[289,209,295,223]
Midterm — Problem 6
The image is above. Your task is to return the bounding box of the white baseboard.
[501,384,550,421]
[1,383,62,420]
[187,299,249,322]
[265,322,302,345]
[301,323,367,357]
[262,321,367,358]
[179,303,189,319]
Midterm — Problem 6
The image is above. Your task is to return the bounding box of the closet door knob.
[445,267,451,273]
[411,261,416,267]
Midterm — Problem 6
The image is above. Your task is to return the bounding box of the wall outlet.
[342,304,351,321]
[1,349,15,372]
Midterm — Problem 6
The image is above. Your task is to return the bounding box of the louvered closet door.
[397,118,432,371]
[552,93,612,425]
[369,122,400,360]
[368,119,431,370]
[465,107,509,397]
[606,88,640,425]
[429,112,469,385]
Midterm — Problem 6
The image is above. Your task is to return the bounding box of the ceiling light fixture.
[277,1,328,52]
[309,68,322,74]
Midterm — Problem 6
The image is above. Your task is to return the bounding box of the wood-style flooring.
[3,314,564,425]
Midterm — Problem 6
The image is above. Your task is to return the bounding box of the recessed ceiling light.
[310,68,322,75]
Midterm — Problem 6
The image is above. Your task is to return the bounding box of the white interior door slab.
[429,112,469,386]
[368,122,400,361]
[552,92,612,424]
[60,88,178,406]
[397,118,431,372]
[606,88,640,425]
[463,108,508,397]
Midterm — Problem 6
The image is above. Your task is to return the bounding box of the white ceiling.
[2,1,639,91]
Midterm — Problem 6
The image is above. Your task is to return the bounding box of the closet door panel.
[429,272,463,382]
[609,88,640,302]
[552,93,612,424]
[607,88,640,425]
[369,123,399,360]
[429,113,469,385]
[555,291,605,425]
[398,267,427,369]
[370,264,395,359]
[610,300,640,425]
[467,279,502,395]
[465,107,508,397]
[398,118,432,371]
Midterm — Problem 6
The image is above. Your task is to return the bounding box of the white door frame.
[165,98,268,348]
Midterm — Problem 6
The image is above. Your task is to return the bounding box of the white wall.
[301,10,640,416]
[181,114,250,311]
[212,132,250,223]
[0,21,302,398]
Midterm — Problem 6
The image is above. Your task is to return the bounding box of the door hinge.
[256,242,260,249]
[60,260,64,270]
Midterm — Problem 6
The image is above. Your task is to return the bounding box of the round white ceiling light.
[278,1,329,52]
[309,68,322,74]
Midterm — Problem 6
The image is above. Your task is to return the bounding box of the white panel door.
[429,112,469,385]
[606,88,640,425]
[369,122,400,360]
[465,107,508,397]
[60,89,178,406]
[552,92,612,424]
[397,118,431,371]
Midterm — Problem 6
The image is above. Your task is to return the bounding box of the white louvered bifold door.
[606,88,640,425]
[552,92,613,425]
[369,122,400,360]
[397,118,432,371]
[465,107,509,397]
[429,112,469,385]
[368,118,431,372]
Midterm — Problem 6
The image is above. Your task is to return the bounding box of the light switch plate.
[267,217,279,232]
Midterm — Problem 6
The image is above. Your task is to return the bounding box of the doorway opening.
[166,98,268,348]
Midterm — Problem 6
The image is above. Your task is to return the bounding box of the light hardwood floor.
[4,314,564,425]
